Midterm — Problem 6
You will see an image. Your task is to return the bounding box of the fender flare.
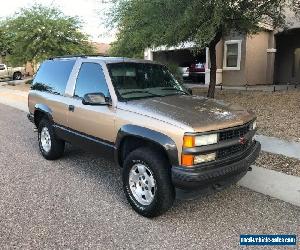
[114,124,179,166]
[34,104,54,124]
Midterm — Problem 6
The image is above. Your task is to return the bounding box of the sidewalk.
[0,86,28,112]
[255,134,300,160]
[238,165,300,207]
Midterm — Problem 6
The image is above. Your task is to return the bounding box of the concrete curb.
[238,165,300,207]
[186,83,300,92]
[255,134,300,160]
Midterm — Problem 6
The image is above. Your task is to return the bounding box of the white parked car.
[179,67,189,79]
[0,64,26,80]
[179,63,190,80]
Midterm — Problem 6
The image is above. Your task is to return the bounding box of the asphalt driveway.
[0,103,299,249]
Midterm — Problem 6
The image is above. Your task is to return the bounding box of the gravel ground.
[0,103,299,249]
[256,151,300,177]
[192,88,300,142]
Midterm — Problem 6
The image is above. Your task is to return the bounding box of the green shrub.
[25,79,33,85]
[163,62,183,82]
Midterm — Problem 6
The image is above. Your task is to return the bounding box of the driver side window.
[74,63,110,99]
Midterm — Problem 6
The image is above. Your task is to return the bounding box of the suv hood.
[119,95,255,132]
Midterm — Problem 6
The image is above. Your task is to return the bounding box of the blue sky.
[0,0,115,43]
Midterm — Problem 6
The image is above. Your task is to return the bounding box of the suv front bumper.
[172,141,261,189]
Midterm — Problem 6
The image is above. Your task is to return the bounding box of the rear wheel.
[123,147,175,217]
[13,72,22,80]
[38,119,65,160]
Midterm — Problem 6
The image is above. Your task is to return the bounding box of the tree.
[107,0,300,98]
[0,28,10,56]
[1,5,95,68]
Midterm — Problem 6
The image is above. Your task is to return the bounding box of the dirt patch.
[255,151,300,177]
[4,83,31,92]
[192,88,300,142]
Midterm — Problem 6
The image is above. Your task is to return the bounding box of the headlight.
[183,134,218,148]
[251,121,257,130]
[194,153,216,164]
[181,152,216,166]
[195,134,218,146]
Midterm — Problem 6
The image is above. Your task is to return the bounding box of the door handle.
[68,105,75,112]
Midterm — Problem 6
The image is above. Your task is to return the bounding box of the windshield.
[107,62,189,101]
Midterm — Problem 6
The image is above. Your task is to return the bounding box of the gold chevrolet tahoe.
[27,56,261,217]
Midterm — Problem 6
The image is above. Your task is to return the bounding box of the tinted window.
[74,63,109,98]
[32,60,75,95]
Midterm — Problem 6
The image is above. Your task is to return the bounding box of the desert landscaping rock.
[255,151,300,177]
[255,134,300,160]
[192,88,300,143]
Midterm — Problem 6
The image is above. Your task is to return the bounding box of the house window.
[223,40,242,70]
[293,48,300,78]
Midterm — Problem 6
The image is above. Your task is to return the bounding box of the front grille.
[217,123,253,159]
[219,124,250,141]
[217,143,249,159]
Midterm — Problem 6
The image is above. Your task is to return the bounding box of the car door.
[66,62,115,143]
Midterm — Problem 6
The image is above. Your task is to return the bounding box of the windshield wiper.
[160,87,190,95]
[121,90,163,97]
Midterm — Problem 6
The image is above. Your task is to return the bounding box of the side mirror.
[82,93,111,106]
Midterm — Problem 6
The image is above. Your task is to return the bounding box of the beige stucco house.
[145,14,300,86]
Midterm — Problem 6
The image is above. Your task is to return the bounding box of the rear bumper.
[172,141,261,189]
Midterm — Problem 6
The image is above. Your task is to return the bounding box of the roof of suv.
[49,55,161,65]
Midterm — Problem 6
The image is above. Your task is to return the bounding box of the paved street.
[0,103,299,249]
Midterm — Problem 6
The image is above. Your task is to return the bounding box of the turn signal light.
[181,154,194,167]
[183,135,195,148]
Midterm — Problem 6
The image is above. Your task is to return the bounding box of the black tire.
[38,119,65,160]
[13,72,22,80]
[123,147,175,217]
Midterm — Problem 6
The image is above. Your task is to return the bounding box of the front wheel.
[123,147,175,217]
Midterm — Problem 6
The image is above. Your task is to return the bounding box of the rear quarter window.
[32,60,75,95]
